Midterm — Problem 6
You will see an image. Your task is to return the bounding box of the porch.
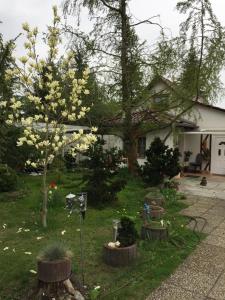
[179,130,225,175]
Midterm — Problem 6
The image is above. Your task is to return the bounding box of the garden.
[1,1,219,299]
[0,138,203,300]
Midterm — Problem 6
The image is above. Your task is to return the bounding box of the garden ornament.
[143,202,151,225]
[200,177,207,186]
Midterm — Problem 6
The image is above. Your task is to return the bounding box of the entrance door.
[211,136,225,175]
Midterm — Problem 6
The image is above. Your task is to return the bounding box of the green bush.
[142,137,181,186]
[0,164,18,192]
[83,138,126,207]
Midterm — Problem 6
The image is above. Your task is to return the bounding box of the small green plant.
[142,137,181,186]
[89,286,101,300]
[0,164,18,192]
[37,243,73,261]
[184,150,192,162]
[117,216,138,247]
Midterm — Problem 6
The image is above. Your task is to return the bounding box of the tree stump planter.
[141,205,165,220]
[144,192,165,207]
[141,225,168,241]
[149,205,165,219]
[103,243,137,267]
[37,258,72,283]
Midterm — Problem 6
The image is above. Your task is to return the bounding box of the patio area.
[180,174,225,200]
[147,175,225,300]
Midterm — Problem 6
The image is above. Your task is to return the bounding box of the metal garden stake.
[66,192,87,286]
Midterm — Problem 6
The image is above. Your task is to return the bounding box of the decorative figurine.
[200,177,207,186]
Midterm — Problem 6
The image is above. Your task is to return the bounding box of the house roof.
[150,76,225,114]
[102,109,197,129]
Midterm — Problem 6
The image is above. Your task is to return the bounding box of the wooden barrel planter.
[37,258,72,283]
[141,205,165,221]
[144,192,165,207]
[103,243,137,267]
[149,205,165,219]
[141,225,168,241]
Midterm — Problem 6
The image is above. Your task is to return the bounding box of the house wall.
[187,104,225,131]
[102,134,123,150]
[102,129,174,166]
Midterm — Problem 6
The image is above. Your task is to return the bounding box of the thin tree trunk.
[41,165,48,228]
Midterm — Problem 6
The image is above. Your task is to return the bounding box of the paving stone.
[209,272,225,300]
[146,283,205,300]
[214,199,225,207]
[180,208,205,217]
[200,213,225,226]
[192,202,215,209]
[166,267,217,296]
[187,221,215,234]
[216,221,225,229]
[203,234,225,248]
[208,207,225,217]
[180,244,225,276]
[181,198,197,206]
[211,227,225,237]
[215,192,225,200]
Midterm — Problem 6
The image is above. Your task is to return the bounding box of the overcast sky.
[1,0,225,107]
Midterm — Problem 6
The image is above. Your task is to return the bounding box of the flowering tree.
[1,6,97,227]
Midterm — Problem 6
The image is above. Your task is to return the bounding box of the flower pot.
[103,243,137,267]
[141,225,168,241]
[37,258,72,283]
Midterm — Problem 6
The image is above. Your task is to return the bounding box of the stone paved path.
[147,176,225,300]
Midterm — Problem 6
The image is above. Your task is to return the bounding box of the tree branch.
[99,0,121,14]
[131,16,163,30]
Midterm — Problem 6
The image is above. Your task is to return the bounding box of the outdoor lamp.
[66,193,76,211]
[112,219,120,242]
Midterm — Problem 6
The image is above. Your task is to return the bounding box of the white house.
[102,77,225,175]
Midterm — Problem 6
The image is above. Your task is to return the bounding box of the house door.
[211,136,225,175]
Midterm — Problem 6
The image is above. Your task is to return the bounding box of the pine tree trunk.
[41,165,48,228]
[126,131,138,174]
[120,0,138,174]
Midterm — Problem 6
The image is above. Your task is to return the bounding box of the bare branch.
[131,15,163,30]
[99,0,121,14]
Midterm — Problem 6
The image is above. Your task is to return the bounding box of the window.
[137,137,146,158]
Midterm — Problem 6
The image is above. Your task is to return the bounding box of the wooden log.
[37,258,72,283]
[103,244,137,267]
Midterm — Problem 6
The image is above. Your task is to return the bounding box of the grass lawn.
[0,171,203,300]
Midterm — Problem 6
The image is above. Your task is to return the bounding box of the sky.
[1,0,225,108]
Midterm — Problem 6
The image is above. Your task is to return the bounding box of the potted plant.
[103,216,138,267]
[183,150,192,172]
[141,219,169,241]
[37,243,73,283]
